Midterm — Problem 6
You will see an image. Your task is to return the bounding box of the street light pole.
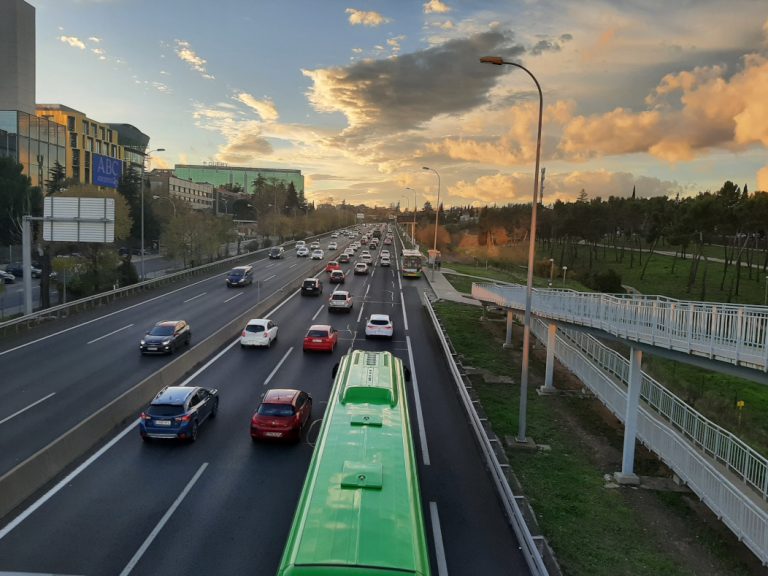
[481,55,543,443]
[422,166,441,275]
[137,147,165,281]
[549,258,555,287]
[404,186,416,244]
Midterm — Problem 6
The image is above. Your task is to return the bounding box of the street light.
[481,55,543,443]
[422,166,440,273]
[152,194,176,217]
[562,266,568,286]
[405,186,416,244]
[137,147,165,281]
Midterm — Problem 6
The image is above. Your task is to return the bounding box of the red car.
[250,388,312,442]
[303,324,338,352]
[325,260,341,273]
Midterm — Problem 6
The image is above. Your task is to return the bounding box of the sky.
[28,0,768,209]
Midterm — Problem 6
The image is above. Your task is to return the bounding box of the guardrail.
[529,317,768,565]
[556,326,768,502]
[472,283,768,374]
[424,296,551,576]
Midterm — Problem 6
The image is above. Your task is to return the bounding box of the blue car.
[139,386,219,442]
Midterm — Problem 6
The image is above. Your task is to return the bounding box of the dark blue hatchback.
[140,386,219,442]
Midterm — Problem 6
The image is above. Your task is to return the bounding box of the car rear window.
[303,280,317,287]
[371,319,390,326]
[331,294,347,300]
[246,324,265,333]
[148,404,184,417]
[307,329,329,338]
[257,403,295,417]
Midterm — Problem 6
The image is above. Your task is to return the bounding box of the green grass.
[434,301,755,576]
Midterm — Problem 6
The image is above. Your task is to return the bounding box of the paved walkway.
[424,267,482,307]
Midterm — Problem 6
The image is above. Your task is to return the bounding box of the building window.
[96,141,101,154]
[100,127,105,140]
[67,116,75,131]
[70,133,77,148]
[82,120,89,135]
[91,122,97,135]
[107,129,112,142]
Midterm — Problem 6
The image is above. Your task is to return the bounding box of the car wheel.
[190,420,199,442]
[141,435,151,443]
[210,399,219,419]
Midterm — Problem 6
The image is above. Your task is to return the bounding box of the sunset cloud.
[174,39,215,80]
[345,8,389,27]
[235,92,279,122]
[424,0,451,14]
[58,35,85,50]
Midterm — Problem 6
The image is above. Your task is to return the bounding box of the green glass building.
[174,164,303,195]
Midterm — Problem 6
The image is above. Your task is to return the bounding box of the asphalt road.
[0,227,530,575]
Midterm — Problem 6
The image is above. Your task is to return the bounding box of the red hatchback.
[303,324,338,352]
[325,261,341,273]
[250,389,312,442]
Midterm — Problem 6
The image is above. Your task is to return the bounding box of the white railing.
[473,283,768,373]
[530,318,768,564]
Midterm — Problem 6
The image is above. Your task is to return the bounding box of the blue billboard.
[92,153,122,188]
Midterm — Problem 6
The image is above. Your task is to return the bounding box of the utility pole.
[539,167,545,205]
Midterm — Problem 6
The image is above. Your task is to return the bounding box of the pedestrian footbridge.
[471,283,768,565]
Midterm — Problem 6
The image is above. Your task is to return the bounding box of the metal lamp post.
[405,186,416,244]
[152,194,177,217]
[481,56,543,443]
[422,166,441,276]
[562,266,568,285]
[138,147,165,280]
[549,258,555,287]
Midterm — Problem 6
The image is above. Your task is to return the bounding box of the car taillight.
[174,414,192,423]
[241,330,247,337]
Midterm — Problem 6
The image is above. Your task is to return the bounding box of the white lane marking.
[264,347,294,387]
[224,292,243,303]
[119,463,208,576]
[0,286,302,540]
[356,301,365,324]
[0,418,138,541]
[265,263,276,269]
[429,502,449,576]
[312,304,324,321]
[0,274,220,358]
[289,263,297,268]
[400,291,409,331]
[87,323,134,345]
[370,267,376,279]
[264,274,277,282]
[365,284,370,297]
[406,335,430,466]
[183,292,207,303]
[0,392,56,426]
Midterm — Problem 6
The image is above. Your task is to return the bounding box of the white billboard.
[43,197,115,243]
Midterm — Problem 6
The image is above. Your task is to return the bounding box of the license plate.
[265,432,282,437]
[155,420,171,426]
[313,339,322,343]
[147,346,158,351]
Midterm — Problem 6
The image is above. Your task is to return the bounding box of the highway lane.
[0,227,531,575]
[0,234,347,476]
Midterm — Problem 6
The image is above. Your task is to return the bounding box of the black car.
[139,386,219,442]
[5,263,42,278]
[140,320,192,354]
[300,278,323,296]
[269,246,285,259]
[226,265,253,287]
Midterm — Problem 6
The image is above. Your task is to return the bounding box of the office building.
[174,164,304,196]
[148,169,214,211]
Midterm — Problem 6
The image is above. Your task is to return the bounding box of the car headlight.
[162,339,172,346]
[140,340,146,346]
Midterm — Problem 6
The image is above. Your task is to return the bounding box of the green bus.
[277,350,431,576]
[400,249,424,278]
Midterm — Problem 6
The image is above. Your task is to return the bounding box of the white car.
[328,241,338,250]
[311,249,324,260]
[380,255,391,266]
[328,290,353,312]
[365,314,393,338]
[310,242,320,250]
[353,262,369,275]
[241,318,279,348]
[296,246,310,257]
[331,232,339,238]
[295,240,306,249]
[360,254,373,264]
[380,249,390,259]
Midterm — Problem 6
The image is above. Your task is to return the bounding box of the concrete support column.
[503,309,514,348]
[615,347,642,485]
[540,322,557,392]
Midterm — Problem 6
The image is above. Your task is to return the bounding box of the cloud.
[424,0,451,14]
[387,35,405,54]
[235,92,279,122]
[174,39,215,80]
[88,36,101,43]
[58,35,85,50]
[302,30,523,141]
[530,39,561,56]
[345,8,390,27]
[449,170,682,206]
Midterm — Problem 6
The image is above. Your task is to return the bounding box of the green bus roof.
[278,350,430,576]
